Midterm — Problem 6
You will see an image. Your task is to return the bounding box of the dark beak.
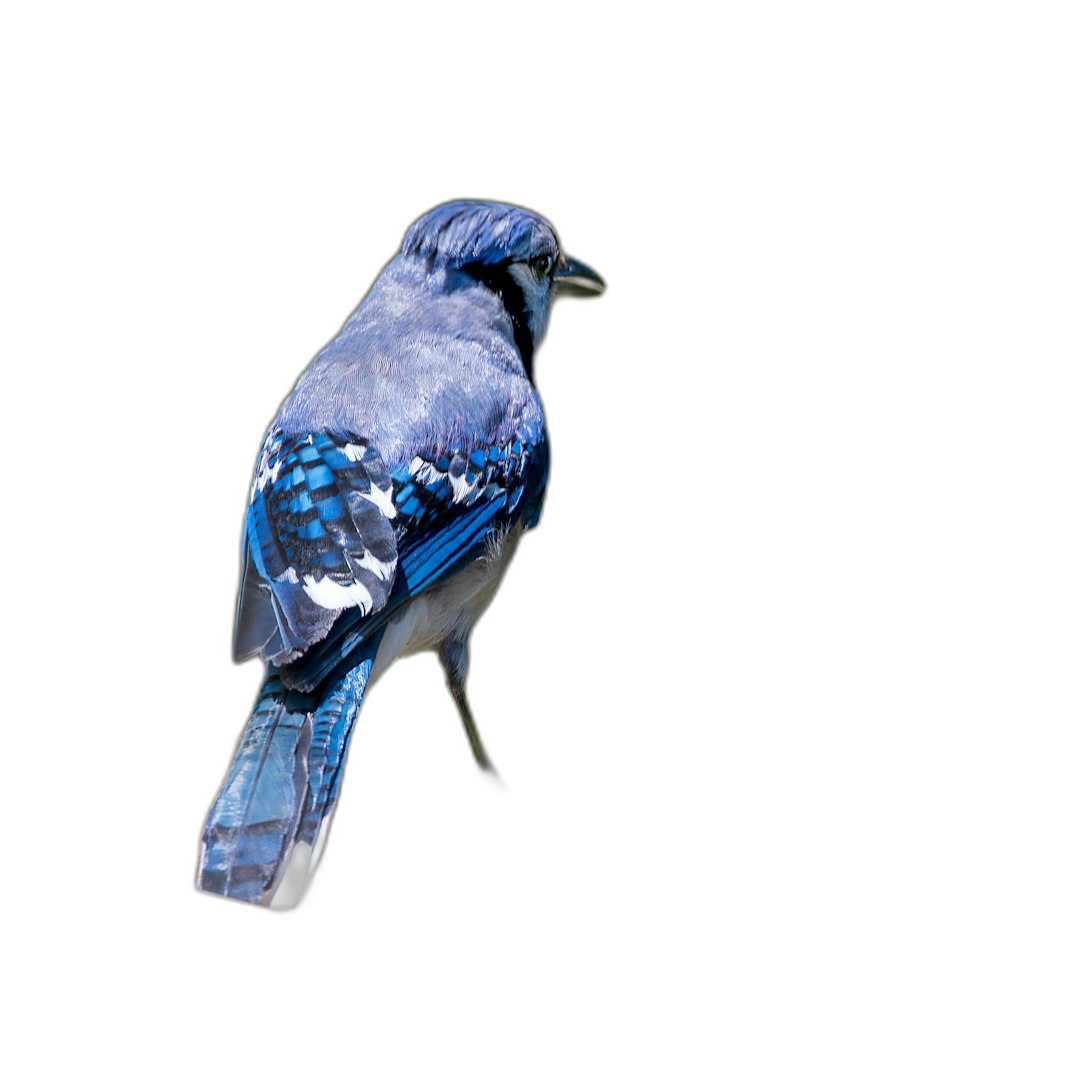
[555,254,605,296]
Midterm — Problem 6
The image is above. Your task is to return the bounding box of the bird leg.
[438,638,497,774]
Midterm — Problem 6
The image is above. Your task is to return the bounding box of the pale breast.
[371,523,523,682]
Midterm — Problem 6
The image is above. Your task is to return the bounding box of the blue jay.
[198,201,604,907]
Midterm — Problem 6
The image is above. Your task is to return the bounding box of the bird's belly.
[371,523,523,681]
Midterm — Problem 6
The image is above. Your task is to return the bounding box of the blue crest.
[401,200,558,267]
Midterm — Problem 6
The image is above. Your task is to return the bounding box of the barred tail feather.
[198,634,381,907]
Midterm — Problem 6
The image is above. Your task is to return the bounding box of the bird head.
[401,200,604,377]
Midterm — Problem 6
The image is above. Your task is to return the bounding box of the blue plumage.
[199,634,381,904]
[199,201,603,907]
[401,201,560,266]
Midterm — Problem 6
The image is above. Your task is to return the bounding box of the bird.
[197,200,604,908]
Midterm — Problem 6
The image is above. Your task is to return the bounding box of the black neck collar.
[461,260,534,380]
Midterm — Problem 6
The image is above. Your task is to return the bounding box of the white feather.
[349,548,395,582]
[254,455,285,493]
[302,574,373,612]
[449,471,477,504]
[357,483,397,519]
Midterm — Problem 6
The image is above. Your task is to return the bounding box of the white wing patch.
[254,453,285,494]
[408,454,480,504]
[348,548,395,582]
[409,456,440,484]
[302,575,374,612]
[357,484,397,519]
[448,470,478,504]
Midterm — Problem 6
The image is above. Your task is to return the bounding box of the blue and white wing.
[394,437,549,590]
[234,432,399,665]
[278,433,549,692]
[210,425,547,905]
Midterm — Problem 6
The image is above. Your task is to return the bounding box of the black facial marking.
[462,260,535,379]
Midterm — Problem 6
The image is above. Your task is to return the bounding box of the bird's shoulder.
[275,264,542,456]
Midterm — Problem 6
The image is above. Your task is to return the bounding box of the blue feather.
[201,201,602,907]
[275,435,547,694]
[400,201,558,268]
[199,631,383,906]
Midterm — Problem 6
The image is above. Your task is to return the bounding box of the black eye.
[531,254,553,277]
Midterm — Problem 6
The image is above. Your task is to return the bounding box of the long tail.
[197,634,381,907]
